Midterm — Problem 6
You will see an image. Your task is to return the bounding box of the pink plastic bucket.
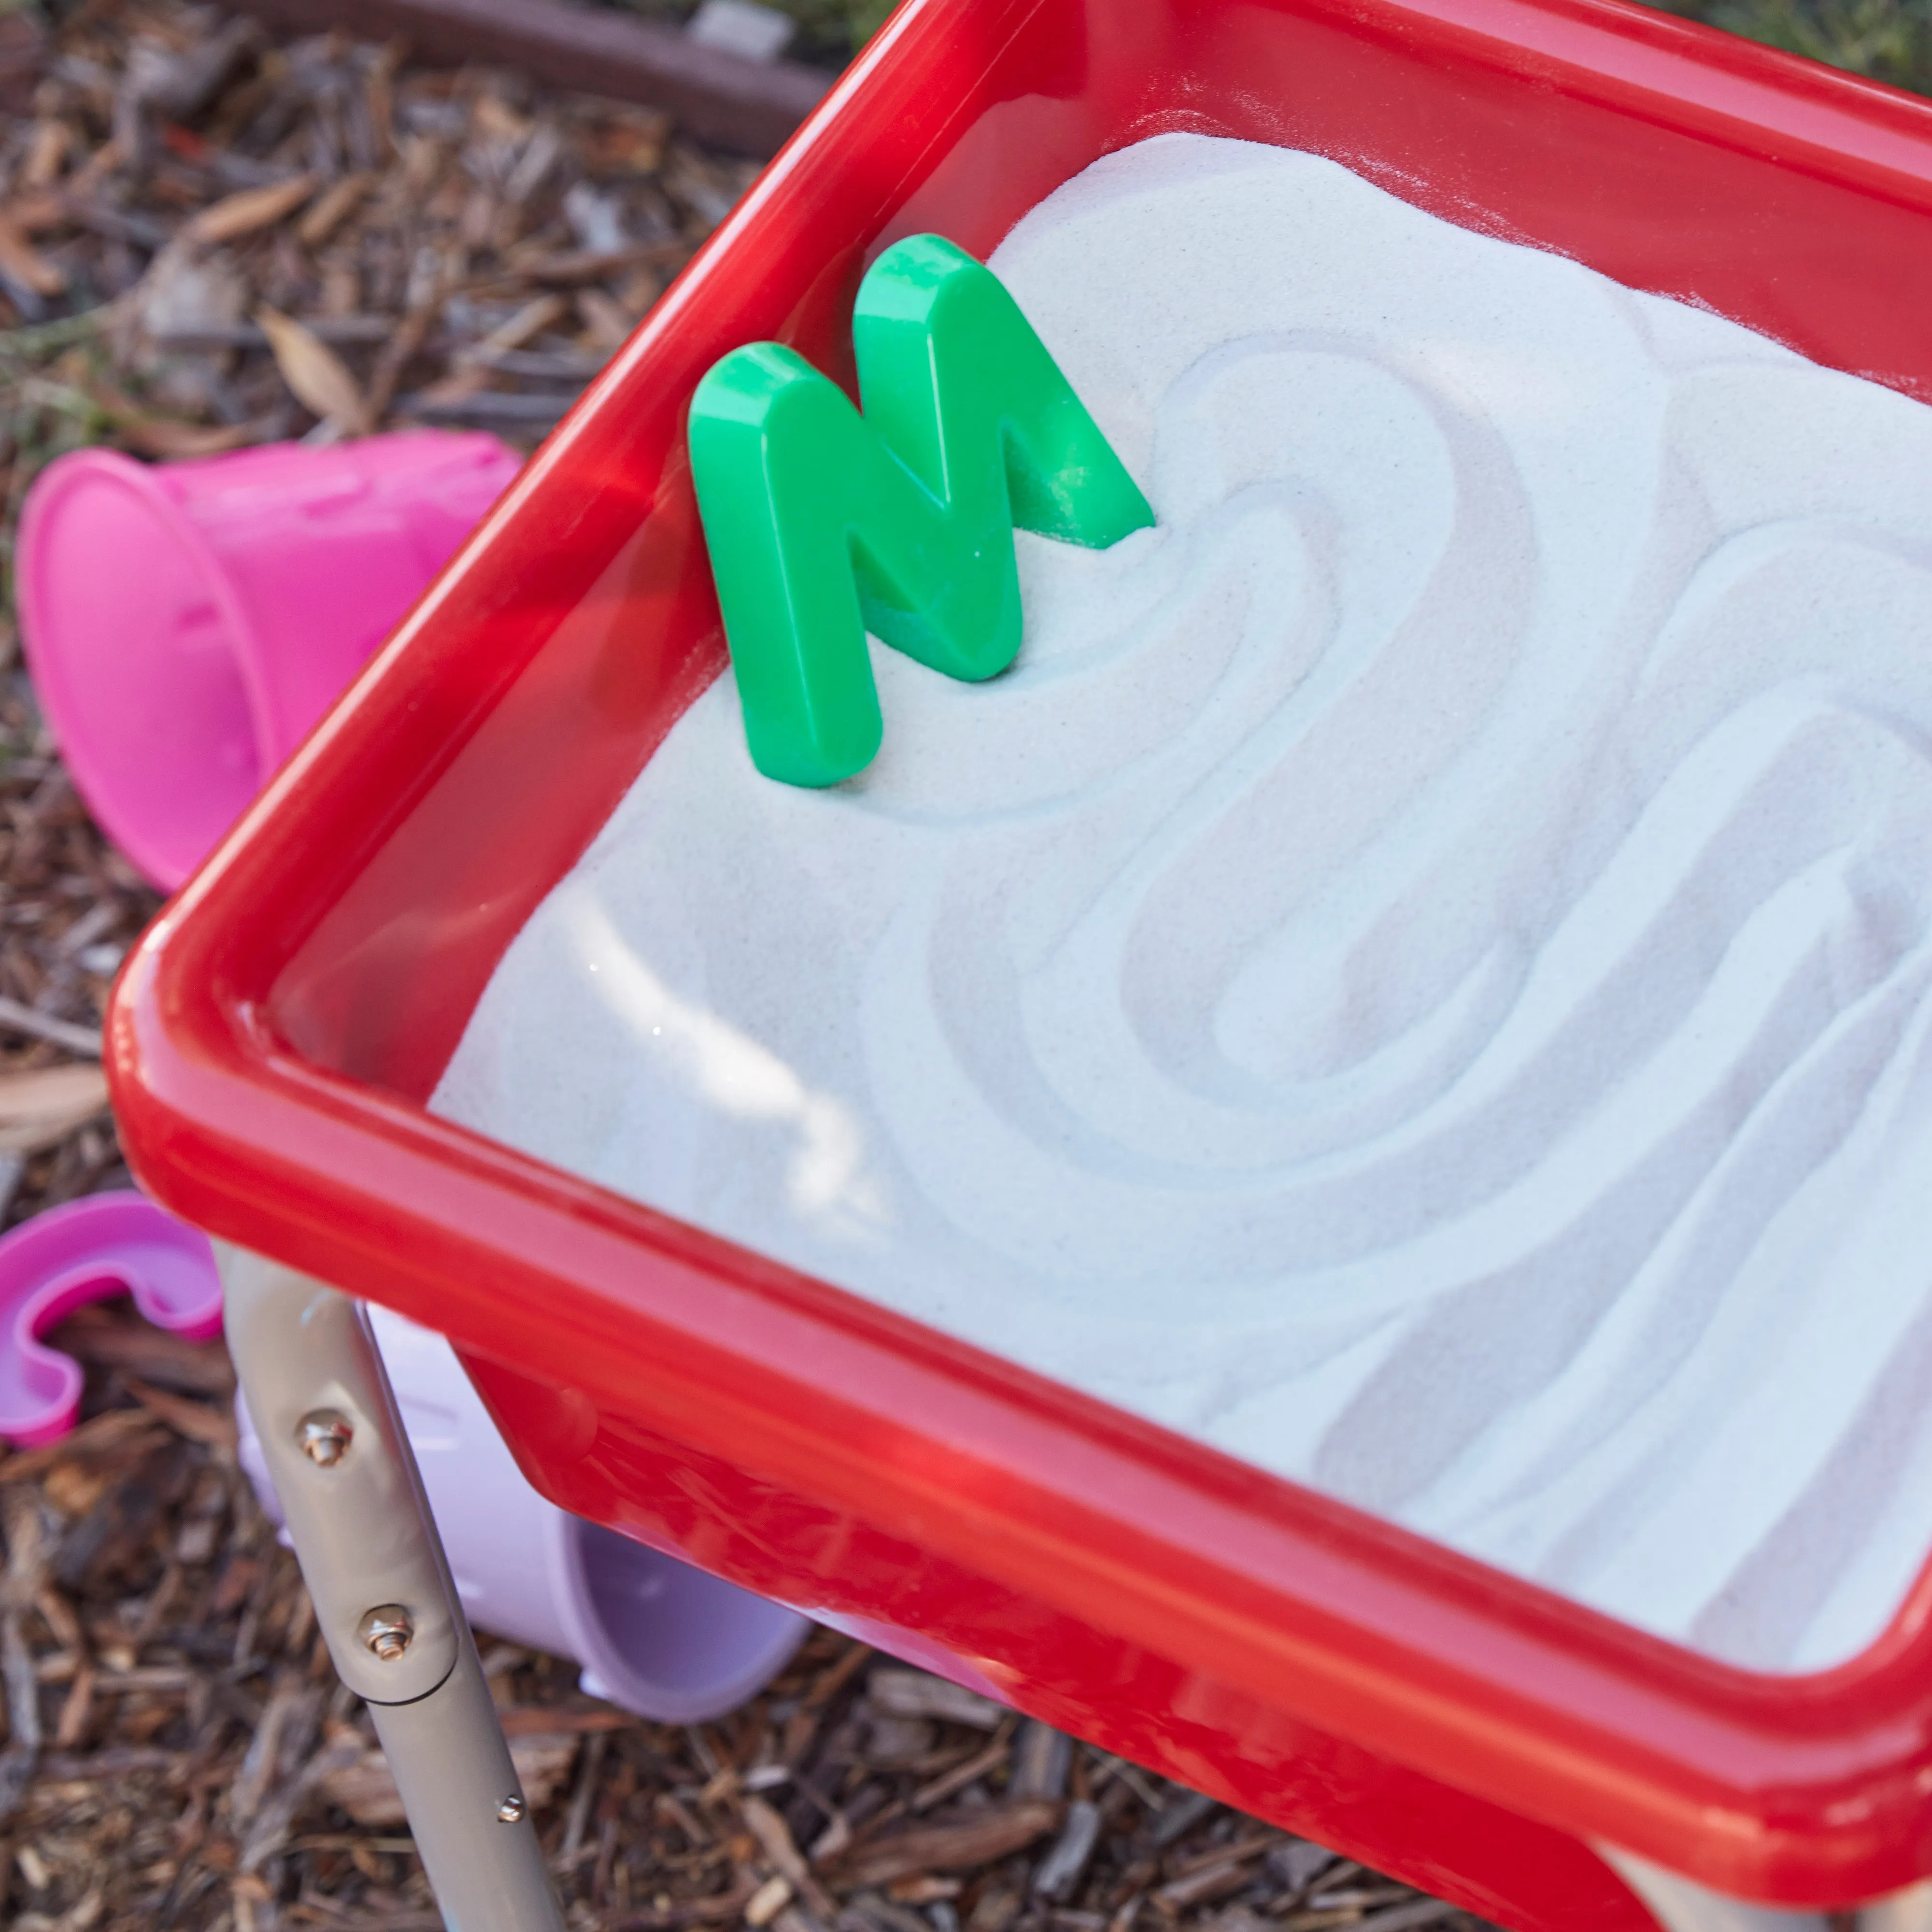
[17,432,520,890]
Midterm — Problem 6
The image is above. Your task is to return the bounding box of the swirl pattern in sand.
[434,134,1932,1670]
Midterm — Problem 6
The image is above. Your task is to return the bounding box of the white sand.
[433,134,1932,1671]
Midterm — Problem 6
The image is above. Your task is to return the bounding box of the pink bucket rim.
[17,447,279,892]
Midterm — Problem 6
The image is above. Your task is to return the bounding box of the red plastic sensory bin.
[106,1,1932,1926]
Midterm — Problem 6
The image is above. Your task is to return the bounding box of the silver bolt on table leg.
[219,1245,567,1932]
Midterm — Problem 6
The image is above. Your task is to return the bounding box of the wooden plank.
[230,0,833,153]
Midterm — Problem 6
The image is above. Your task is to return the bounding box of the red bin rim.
[106,0,1932,1905]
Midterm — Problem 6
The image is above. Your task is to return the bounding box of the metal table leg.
[220,1246,567,1932]
[222,1240,1932,1932]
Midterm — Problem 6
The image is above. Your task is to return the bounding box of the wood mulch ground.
[0,1366,1501,1932]
[0,2,1502,1927]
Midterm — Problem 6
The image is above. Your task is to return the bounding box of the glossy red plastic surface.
[107,0,1932,1921]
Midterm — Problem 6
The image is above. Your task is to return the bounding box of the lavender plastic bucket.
[240,1306,809,1723]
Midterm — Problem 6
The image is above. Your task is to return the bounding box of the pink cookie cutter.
[0,1187,805,1719]
[0,1190,223,1448]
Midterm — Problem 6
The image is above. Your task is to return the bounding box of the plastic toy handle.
[0,1191,223,1448]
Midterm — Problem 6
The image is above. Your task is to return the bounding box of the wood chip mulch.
[0,5,1495,1929]
[0,1332,1501,1932]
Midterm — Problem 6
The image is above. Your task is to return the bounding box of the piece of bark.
[1209,1911,1273,1932]
[1166,1832,1277,1882]
[866,1668,1008,1732]
[1265,1842,1336,1894]
[0,1064,110,1155]
[1150,1787,1219,1847]
[186,173,319,245]
[256,305,375,435]
[862,1713,937,1766]
[0,1495,50,1819]
[297,172,379,247]
[227,0,829,154]
[1033,1800,1101,1901]
[0,13,46,116]
[46,1311,235,1398]
[230,1674,322,1827]
[1157,1856,1267,1913]
[126,1378,240,1452]
[745,1792,839,1918]
[0,1411,162,1487]
[52,1440,186,1592]
[497,1702,637,1735]
[321,1730,579,1826]
[845,1891,932,1932]
[1011,1720,1071,1801]
[746,1875,795,1927]
[118,417,273,459]
[610,1879,757,1929]
[1352,1904,1459,1932]
[833,1800,1064,1888]
[33,1743,184,1780]
[0,217,66,298]
[0,994,101,1058]
[966,1887,1023,1932]
[911,1729,1014,1813]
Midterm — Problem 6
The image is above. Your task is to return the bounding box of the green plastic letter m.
[687,234,1154,788]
